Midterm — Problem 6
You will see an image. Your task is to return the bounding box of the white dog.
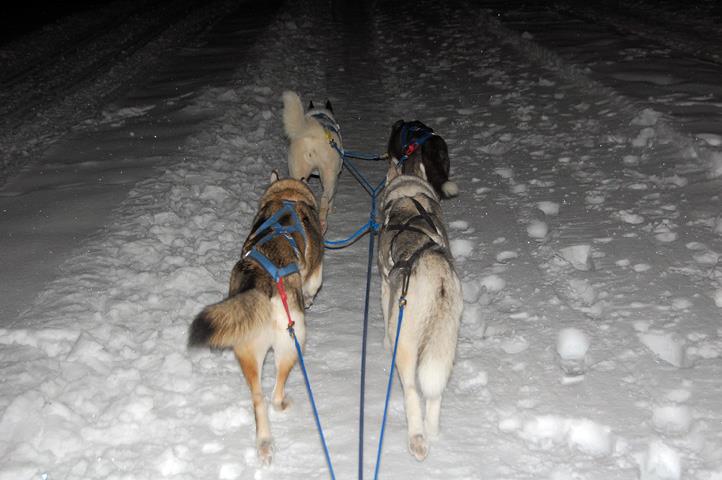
[377,163,462,461]
[282,90,343,233]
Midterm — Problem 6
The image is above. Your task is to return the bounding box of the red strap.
[404,142,418,157]
[276,277,295,329]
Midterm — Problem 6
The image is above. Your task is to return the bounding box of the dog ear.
[308,100,315,109]
[270,170,280,183]
[386,160,401,184]
[325,100,334,114]
[418,162,428,181]
[392,119,405,133]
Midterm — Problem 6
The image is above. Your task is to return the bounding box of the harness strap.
[310,111,342,140]
[390,241,442,297]
[384,195,447,298]
[385,196,443,249]
[399,122,435,164]
[244,201,305,282]
[276,277,295,330]
[409,197,438,233]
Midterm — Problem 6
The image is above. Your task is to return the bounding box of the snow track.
[554,1,722,65]
[0,0,237,182]
[1,0,721,479]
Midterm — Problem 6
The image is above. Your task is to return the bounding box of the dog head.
[387,154,429,183]
[307,99,334,115]
[262,170,318,209]
[381,164,437,215]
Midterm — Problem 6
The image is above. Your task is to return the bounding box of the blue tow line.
[321,138,414,479]
[373,300,406,480]
[289,327,337,480]
[324,138,390,480]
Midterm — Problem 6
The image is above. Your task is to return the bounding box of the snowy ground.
[1,1,721,479]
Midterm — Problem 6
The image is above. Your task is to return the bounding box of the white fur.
[282,91,342,232]
[441,180,459,198]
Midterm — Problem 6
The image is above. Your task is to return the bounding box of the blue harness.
[399,122,435,164]
[244,201,306,282]
[310,111,342,140]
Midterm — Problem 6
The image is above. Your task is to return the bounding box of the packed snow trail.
[1,0,722,479]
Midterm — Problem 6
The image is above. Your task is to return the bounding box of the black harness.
[384,196,446,296]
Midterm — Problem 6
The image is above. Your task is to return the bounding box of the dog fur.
[387,119,459,199]
[377,163,462,461]
[188,173,324,465]
[282,90,343,233]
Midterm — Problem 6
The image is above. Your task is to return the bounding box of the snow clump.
[526,220,548,240]
[639,440,681,480]
[557,328,590,376]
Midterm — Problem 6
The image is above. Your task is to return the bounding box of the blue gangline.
[324,142,389,480]
[373,301,406,480]
[344,150,384,161]
[358,201,376,480]
[291,328,336,480]
[324,220,374,249]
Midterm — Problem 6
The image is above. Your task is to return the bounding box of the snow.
[640,440,682,480]
[1,0,722,479]
[526,219,549,239]
[557,244,593,271]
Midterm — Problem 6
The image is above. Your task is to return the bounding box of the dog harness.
[384,196,447,295]
[244,200,306,282]
[310,111,342,141]
[399,122,436,164]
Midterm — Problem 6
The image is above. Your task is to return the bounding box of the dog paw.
[258,439,274,466]
[273,395,293,412]
[408,434,429,461]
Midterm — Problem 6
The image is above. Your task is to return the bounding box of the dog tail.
[282,90,307,140]
[441,180,459,198]
[188,290,270,348]
[414,257,462,400]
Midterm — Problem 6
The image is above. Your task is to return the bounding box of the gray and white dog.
[377,162,462,461]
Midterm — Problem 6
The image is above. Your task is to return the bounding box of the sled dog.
[188,172,324,465]
[377,162,462,461]
[282,90,343,233]
[387,119,459,199]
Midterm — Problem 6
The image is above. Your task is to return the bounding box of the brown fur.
[188,174,324,465]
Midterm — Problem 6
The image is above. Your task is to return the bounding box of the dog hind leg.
[424,396,442,439]
[318,159,339,232]
[396,344,428,461]
[235,345,273,465]
[271,338,297,412]
[288,142,314,181]
[302,264,323,309]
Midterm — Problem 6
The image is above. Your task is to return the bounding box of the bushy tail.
[282,90,307,140]
[413,256,462,399]
[441,180,459,198]
[424,145,459,199]
[188,290,270,348]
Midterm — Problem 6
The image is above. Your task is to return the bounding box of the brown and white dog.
[188,172,324,465]
[282,90,343,233]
